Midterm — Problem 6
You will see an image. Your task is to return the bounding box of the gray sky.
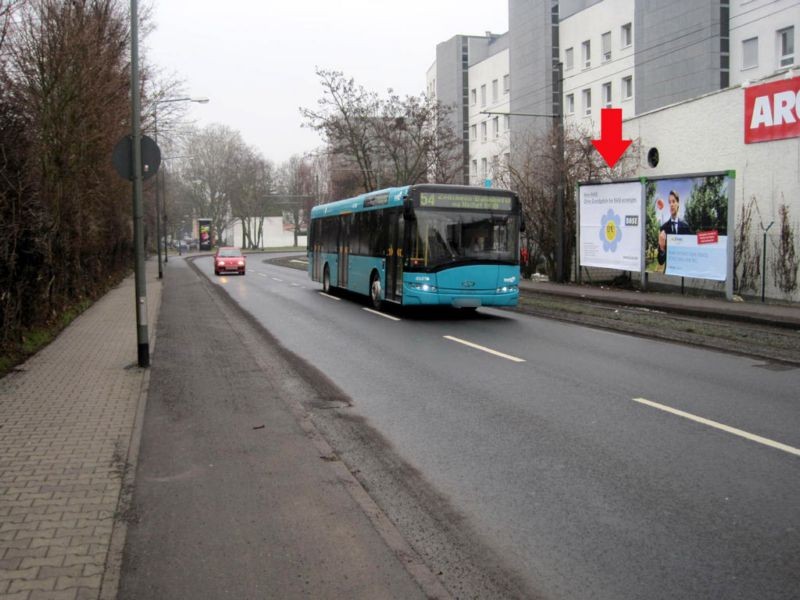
[145,1,509,164]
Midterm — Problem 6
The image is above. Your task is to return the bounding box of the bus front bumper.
[402,287,519,308]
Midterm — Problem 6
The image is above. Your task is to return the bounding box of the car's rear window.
[219,249,241,257]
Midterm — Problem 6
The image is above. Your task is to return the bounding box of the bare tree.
[277,155,314,247]
[372,92,461,186]
[300,68,380,192]
[230,147,276,249]
[301,69,461,196]
[180,124,247,246]
[0,0,134,349]
[496,122,638,280]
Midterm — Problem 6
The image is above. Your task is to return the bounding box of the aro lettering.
[744,76,800,144]
[750,91,800,129]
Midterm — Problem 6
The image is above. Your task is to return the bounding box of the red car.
[214,247,246,276]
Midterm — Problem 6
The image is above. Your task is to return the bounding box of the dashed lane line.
[633,397,800,457]
[443,335,526,363]
[363,308,401,321]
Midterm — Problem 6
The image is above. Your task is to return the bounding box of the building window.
[602,82,612,107]
[480,158,487,179]
[492,117,499,138]
[621,23,632,48]
[492,79,498,103]
[566,93,574,114]
[471,159,477,179]
[582,40,591,68]
[470,88,477,105]
[481,121,487,142]
[565,47,574,70]
[470,124,477,141]
[778,27,794,67]
[622,75,632,100]
[742,37,758,70]
[480,84,487,107]
[582,88,591,115]
[601,32,611,62]
[503,74,510,93]
[503,115,510,130]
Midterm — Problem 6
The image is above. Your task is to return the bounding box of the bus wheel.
[370,272,383,310]
[322,264,331,293]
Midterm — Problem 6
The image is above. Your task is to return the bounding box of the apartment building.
[730,0,797,86]
[430,0,797,173]
[467,35,511,186]
[427,33,511,185]
[560,0,635,128]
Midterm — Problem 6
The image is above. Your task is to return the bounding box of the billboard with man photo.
[645,174,731,281]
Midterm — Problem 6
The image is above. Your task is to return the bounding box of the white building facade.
[623,73,800,300]
[729,0,798,86]
[467,45,511,186]
[560,0,636,131]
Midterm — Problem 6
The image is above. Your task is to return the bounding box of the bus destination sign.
[419,192,512,211]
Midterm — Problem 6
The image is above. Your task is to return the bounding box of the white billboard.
[579,181,643,272]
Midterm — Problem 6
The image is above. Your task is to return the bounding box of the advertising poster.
[644,174,730,280]
[579,181,643,272]
[198,219,212,251]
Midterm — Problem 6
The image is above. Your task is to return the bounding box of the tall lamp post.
[153,96,209,278]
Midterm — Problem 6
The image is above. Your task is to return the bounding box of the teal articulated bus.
[308,184,522,310]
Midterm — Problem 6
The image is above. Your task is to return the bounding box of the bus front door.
[386,211,403,301]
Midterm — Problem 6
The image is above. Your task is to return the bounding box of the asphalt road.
[195,253,800,600]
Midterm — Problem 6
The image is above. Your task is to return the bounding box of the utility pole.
[130,0,149,367]
[553,61,566,283]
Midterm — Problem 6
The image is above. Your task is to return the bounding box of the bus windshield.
[408,209,520,269]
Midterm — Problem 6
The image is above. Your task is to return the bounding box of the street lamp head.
[190,97,210,104]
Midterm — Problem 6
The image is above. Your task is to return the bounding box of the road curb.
[99,274,162,600]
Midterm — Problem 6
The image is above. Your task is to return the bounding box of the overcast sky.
[145,1,509,165]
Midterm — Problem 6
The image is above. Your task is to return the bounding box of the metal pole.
[154,108,163,279]
[553,62,565,283]
[130,0,149,367]
[162,172,168,262]
[761,221,774,303]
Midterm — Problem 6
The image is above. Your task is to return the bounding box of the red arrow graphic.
[592,108,632,168]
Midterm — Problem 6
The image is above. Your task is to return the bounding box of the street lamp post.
[153,96,209,278]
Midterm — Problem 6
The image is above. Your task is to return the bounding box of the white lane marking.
[633,397,800,457]
[363,308,401,321]
[443,335,526,363]
[257,273,267,278]
[319,292,341,301]
[291,259,308,265]
[271,277,283,282]
[290,283,302,287]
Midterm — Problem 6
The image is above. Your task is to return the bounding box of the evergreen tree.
[685,175,728,234]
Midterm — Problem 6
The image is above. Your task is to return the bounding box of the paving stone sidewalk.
[1,262,161,600]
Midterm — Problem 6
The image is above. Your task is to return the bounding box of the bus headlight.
[408,282,437,292]
[496,285,518,293]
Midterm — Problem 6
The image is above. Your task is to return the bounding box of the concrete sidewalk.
[0,261,161,600]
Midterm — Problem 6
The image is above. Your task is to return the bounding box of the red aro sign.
[744,76,800,143]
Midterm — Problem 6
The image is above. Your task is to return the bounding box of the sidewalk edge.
[98,279,161,600]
